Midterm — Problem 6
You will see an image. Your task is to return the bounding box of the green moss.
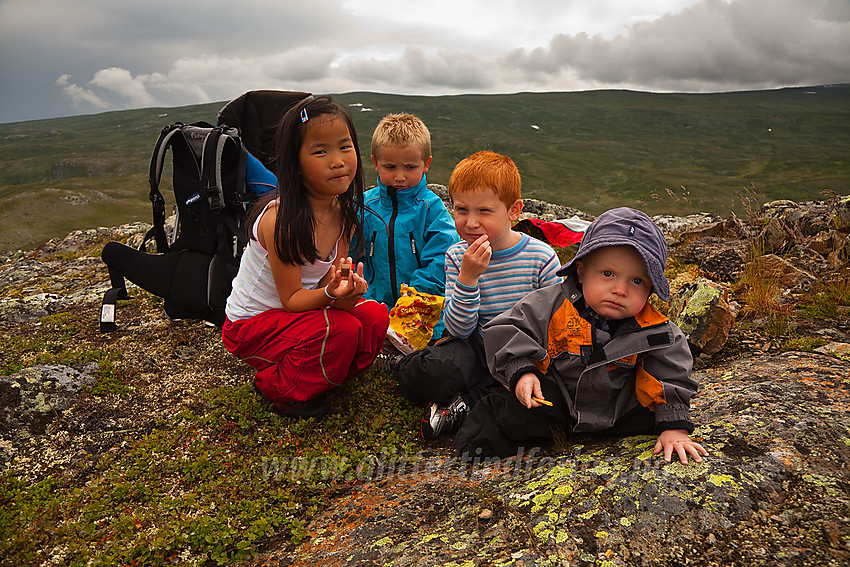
[782,336,828,352]
[0,312,124,386]
[797,272,850,319]
[0,367,422,565]
[665,259,697,282]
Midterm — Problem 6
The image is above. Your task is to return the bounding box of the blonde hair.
[371,113,431,162]
[448,151,522,208]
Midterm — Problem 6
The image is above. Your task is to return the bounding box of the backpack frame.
[99,90,310,332]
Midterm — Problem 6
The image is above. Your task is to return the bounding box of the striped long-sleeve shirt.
[442,233,561,338]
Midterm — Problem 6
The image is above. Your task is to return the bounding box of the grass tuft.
[736,186,795,337]
[798,270,850,321]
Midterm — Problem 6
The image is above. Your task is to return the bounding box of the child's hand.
[326,257,367,300]
[458,234,491,286]
[653,429,708,464]
[515,373,546,409]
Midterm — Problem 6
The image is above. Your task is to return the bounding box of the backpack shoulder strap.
[149,121,217,252]
[201,127,251,263]
[148,123,185,253]
[200,126,247,213]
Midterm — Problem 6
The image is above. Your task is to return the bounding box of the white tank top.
[224,200,342,321]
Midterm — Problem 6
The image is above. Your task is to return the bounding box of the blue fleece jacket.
[352,176,458,308]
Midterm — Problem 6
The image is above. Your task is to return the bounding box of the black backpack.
[99,90,310,332]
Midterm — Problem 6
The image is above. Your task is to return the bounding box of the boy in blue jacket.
[353,113,458,311]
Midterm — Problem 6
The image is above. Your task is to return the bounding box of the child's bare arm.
[653,429,708,464]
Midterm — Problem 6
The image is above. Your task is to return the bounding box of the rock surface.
[1,193,849,566]
[250,351,850,567]
[0,364,97,442]
[668,278,735,356]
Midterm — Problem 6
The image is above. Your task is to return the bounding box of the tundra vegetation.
[1,85,849,251]
[1,88,849,565]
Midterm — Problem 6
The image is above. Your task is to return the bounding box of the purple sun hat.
[556,207,670,301]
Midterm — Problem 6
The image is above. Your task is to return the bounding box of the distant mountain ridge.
[0,85,848,252]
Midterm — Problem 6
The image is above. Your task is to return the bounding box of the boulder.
[670,236,749,269]
[668,278,735,356]
[0,364,97,449]
[758,217,795,255]
[652,213,721,240]
[760,199,801,220]
[785,244,831,275]
[829,233,850,268]
[678,220,726,244]
[700,248,746,283]
[722,214,749,239]
[253,352,850,567]
[832,195,850,232]
[808,231,837,255]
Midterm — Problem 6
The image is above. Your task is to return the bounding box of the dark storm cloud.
[0,0,366,121]
[1,0,847,123]
[501,0,850,91]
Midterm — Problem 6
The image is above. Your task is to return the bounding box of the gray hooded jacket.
[482,276,697,433]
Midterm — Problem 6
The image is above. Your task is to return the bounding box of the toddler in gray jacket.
[455,207,708,464]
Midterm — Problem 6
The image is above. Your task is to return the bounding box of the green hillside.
[1,85,848,251]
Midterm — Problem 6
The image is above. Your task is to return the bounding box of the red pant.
[222,300,389,409]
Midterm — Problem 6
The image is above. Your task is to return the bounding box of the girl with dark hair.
[222,95,388,418]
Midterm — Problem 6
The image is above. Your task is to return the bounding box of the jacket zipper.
[409,231,422,268]
[366,231,377,285]
[388,189,399,303]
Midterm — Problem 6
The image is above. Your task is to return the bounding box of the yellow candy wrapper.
[388,285,444,351]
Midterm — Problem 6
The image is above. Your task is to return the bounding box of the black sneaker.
[254,383,327,420]
[272,397,327,420]
[420,394,469,439]
[373,341,405,373]
[373,352,403,373]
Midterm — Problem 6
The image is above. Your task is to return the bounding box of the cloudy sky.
[1,0,848,124]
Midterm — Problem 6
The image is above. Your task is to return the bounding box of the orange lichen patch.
[768,445,803,469]
[282,473,485,567]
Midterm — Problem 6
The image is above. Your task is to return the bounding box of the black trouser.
[453,380,655,459]
[394,332,499,406]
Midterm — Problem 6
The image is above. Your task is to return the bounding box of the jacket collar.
[376,175,428,208]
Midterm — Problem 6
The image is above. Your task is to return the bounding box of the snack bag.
[388,285,444,351]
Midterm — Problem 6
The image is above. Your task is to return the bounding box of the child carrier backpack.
[99,90,311,332]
